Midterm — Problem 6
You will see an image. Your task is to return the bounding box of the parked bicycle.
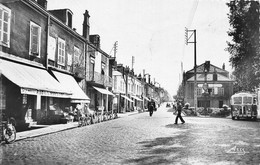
[2,117,16,144]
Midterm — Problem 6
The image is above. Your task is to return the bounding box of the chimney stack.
[83,10,90,40]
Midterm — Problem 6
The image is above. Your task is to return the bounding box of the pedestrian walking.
[148,98,155,117]
[174,101,185,124]
[252,98,257,116]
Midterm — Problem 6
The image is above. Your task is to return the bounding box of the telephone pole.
[114,41,118,58]
[185,27,197,114]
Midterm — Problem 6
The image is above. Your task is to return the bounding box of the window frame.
[29,21,41,56]
[219,87,224,96]
[73,46,80,64]
[57,37,65,66]
[0,4,11,47]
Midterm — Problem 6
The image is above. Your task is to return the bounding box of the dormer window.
[29,22,41,56]
[66,10,72,28]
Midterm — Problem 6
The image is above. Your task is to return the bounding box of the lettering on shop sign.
[21,88,70,97]
[226,146,249,155]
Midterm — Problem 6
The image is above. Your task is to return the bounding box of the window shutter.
[213,73,217,81]
[2,10,9,43]
[0,6,11,47]
[31,25,39,54]
[57,38,65,65]
[0,9,2,41]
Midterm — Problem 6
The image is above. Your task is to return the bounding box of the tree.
[174,83,184,101]
[226,0,260,91]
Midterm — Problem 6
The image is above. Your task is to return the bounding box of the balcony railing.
[86,71,112,87]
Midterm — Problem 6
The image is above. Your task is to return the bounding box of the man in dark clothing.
[252,99,257,117]
[148,99,155,117]
[174,101,185,124]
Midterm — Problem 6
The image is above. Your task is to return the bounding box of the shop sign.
[21,88,70,98]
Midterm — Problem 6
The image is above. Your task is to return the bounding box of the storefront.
[91,86,114,112]
[51,70,91,116]
[0,59,71,131]
[131,95,142,110]
[143,96,150,109]
[121,94,134,112]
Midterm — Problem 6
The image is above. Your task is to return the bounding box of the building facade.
[0,0,167,134]
[184,62,234,108]
[85,34,114,115]
[0,0,91,131]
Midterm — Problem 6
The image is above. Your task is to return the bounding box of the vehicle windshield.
[243,96,253,104]
[233,97,242,104]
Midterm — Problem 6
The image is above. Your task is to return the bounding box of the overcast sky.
[48,0,232,97]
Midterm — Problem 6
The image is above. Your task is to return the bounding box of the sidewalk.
[15,110,143,142]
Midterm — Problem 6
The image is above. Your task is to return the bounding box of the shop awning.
[131,95,142,101]
[0,59,71,97]
[93,86,114,96]
[121,95,134,102]
[53,71,90,103]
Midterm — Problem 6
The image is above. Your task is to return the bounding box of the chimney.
[148,75,151,84]
[222,63,225,70]
[90,35,100,48]
[83,10,90,40]
[37,0,47,9]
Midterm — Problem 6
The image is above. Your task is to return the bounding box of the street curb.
[15,125,78,142]
[13,112,143,143]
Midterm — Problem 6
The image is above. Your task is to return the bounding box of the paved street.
[1,103,260,165]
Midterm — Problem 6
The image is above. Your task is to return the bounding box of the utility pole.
[132,56,135,70]
[185,27,197,114]
[114,41,118,58]
[203,61,210,115]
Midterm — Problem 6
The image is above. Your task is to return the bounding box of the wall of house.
[94,52,101,73]
[48,19,85,77]
[185,81,233,107]
[3,1,47,65]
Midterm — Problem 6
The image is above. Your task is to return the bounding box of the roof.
[186,63,229,74]
[187,73,233,82]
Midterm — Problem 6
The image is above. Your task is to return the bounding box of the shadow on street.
[123,124,191,165]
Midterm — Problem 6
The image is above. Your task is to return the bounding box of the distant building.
[183,62,234,108]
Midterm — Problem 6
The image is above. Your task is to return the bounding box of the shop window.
[29,21,41,56]
[0,79,6,110]
[0,4,11,47]
[22,94,27,104]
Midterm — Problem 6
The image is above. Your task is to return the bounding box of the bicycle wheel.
[4,124,16,144]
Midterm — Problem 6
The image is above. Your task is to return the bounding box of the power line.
[181,0,199,76]
[187,0,199,28]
